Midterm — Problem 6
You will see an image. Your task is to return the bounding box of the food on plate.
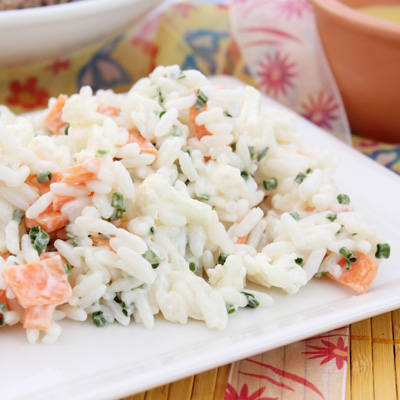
[0,65,390,343]
[0,0,76,10]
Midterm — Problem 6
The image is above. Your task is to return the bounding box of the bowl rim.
[310,0,400,39]
[0,0,154,27]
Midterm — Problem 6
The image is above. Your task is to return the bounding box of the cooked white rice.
[0,65,389,344]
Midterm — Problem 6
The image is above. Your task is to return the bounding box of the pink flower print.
[300,92,339,130]
[44,58,71,75]
[170,3,198,18]
[225,383,277,400]
[274,0,313,19]
[303,337,348,370]
[256,51,297,98]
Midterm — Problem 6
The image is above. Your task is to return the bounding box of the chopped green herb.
[71,241,78,248]
[171,124,182,136]
[90,311,107,327]
[337,193,350,205]
[189,262,196,272]
[375,243,391,259]
[226,304,236,314]
[339,246,357,269]
[184,148,191,156]
[159,110,166,118]
[241,291,260,309]
[100,234,112,240]
[0,316,4,327]
[143,247,162,269]
[172,70,186,80]
[198,194,210,201]
[122,303,135,317]
[315,271,327,277]
[306,168,313,174]
[218,253,228,265]
[111,192,126,212]
[96,148,109,157]
[194,89,208,110]
[248,146,255,160]
[295,257,303,266]
[28,225,50,254]
[156,87,164,104]
[0,303,7,314]
[257,146,269,162]
[263,178,277,191]
[149,226,156,235]
[12,209,25,223]
[326,213,337,222]
[294,172,307,184]
[48,246,57,252]
[289,212,299,221]
[241,170,250,180]
[64,125,70,135]
[231,142,237,152]
[108,209,124,222]
[37,170,53,183]
[64,263,72,276]
[225,111,233,118]
[66,233,77,240]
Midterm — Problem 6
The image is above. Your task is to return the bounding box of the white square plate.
[1,76,399,400]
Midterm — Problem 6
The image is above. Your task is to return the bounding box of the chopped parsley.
[194,89,208,110]
[12,209,25,224]
[375,243,391,259]
[294,172,307,184]
[263,178,277,191]
[241,292,260,309]
[90,311,107,327]
[28,225,50,254]
[337,193,350,205]
[257,146,269,162]
[339,246,357,269]
[326,213,337,222]
[37,170,53,183]
[218,253,228,265]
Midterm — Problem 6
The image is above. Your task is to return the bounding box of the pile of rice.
[0,65,388,344]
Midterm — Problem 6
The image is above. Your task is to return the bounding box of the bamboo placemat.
[122,310,400,400]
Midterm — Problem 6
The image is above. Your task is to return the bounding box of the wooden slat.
[392,310,400,399]
[143,383,170,400]
[123,393,145,400]
[214,365,232,400]
[191,368,218,400]
[346,329,351,400]
[167,375,194,400]
[350,319,373,400]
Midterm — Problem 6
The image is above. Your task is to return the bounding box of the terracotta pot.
[310,0,400,143]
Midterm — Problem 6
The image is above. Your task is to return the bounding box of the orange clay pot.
[310,0,400,143]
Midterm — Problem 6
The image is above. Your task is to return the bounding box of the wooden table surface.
[122,310,400,400]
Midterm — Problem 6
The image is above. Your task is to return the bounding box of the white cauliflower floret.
[243,252,307,294]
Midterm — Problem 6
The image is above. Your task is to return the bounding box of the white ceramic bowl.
[0,0,164,67]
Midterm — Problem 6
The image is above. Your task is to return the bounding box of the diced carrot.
[25,205,69,233]
[52,194,75,211]
[235,234,249,245]
[44,94,68,134]
[97,104,120,118]
[24,304,56,330]
[327,252,379,294]
[127,128,158,157]
[52,158,102,185]
[26,174,51,195]
[0,252,10,261]
[3,255,72,310]
[91,235,112,250]
[0,289,8,309]
[189,102,212,140]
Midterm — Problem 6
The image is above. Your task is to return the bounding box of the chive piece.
[71,241,78,248]
[337,193,350,205]
[143,247,162,269]
[48,246,57,252]
[12,209,25,223]
[306,168,313,174]
[122,303,135,317]
[159,110,166,118]
[28,225,50,254]
[64,263,72,276]
[339,246,357,269]
[231,142,237,151]
[263,178,277,191]
[194,89,208,110]
[189,262,196,272]
[171,124,182,136]
[225,111,233,118]
[149,226,156,235]
[218,253,228,265]
[257,146,269,162]
[226,304,236,314]
[66,233,77,240]
[326,213,337,222]
[184,148,191,156]
[37,170,53,183]
[172,69,186,80]
[100,234,112,239]
[64,125,70,135]
[315,271,327,277]
[90,311,107,327]
[289,212,299,221]
[111,192,126,212]
[375,243,391,259]
[241,170,250,180]
[156,87,164,105]
[0,303,7,314]
[294,172,307,184]
[96,148,109,157]
[198,194,210,201]
[295,257,303,266]
[248,146,255,160]
[241,291,260,309]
